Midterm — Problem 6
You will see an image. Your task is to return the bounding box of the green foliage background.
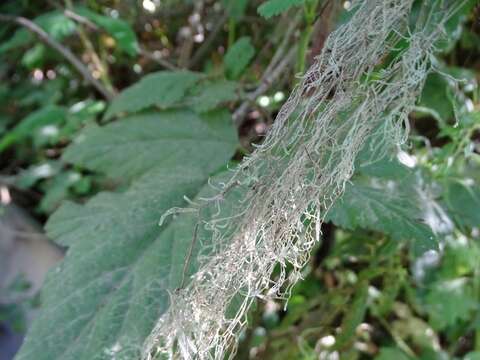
[0,0,479,359]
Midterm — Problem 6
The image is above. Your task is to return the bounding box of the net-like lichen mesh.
[143,1,465,359]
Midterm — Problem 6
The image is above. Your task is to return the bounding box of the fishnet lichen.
[143,1,465,359]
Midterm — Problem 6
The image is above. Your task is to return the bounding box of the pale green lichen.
[143,1,466,359]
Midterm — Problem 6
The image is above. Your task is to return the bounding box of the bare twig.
[64,8,178,71]
[232,14,300,127]
[187,12,228,69]
[179,223,200,290]
[64,9,98,31]
[64,0,116,94]
[263,14,301,76]
[233,46,297,127]
[0,13,114,100]
[139,47,179,71]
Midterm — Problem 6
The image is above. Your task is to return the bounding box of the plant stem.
[228,18,236,48]
[296,0,318,75]
[64,0,116,94]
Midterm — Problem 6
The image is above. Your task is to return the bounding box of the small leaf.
[224,37,255,80]
[417,73,454,123]
[465,352,480,360]
[443,180,480,229]
[74,7,139,56]
[257,0,305,19]
[186,79,238,113]
[0,11,76,53]
[223,0,249,20]
[375,347,412,360]
[335,282,369,349]
[0,105,67,152]
[424,278,477,330]
[104,71,202,119]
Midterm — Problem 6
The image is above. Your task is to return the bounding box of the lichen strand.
[143,1,464,359]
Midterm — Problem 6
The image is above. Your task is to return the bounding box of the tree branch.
[139,47,179,71]
[233,46,297,127]
[187,12,228,69]
[0,13,114,100]
[64,8,178,71]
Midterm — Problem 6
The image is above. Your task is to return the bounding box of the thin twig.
[264,13,302,76]
[0,13,114,100]
[179,222,200,290]
[232,14,300,127]
[233,46,297,127]
[187,12,228,69]
[64,8,178,71]
[64,0,116,94]
[64,9,98,31]
[139,47,179,71]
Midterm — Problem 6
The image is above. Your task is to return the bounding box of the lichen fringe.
[142,1,465,359]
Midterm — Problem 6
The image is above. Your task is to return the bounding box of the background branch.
[0,13,115,100]
[233,46,297,127]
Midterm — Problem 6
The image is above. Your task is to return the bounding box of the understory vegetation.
[0,0,479,359]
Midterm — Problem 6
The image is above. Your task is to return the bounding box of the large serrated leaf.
[64,109,237,183]
[16,168,209,360]
[16,111,239,360]
[104,71,202,119]
[327,180,437,257]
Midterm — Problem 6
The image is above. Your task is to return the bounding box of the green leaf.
[326,179,437,257]
[74,7,139,56]
[16,167,205,360]
[186,79,238,113]
[417,73,454,123]
[0,105,67,152]
[443,180,480,229]
[104,71,202,119]
[224,37,255,80]
[375,347,412,360]
[0,11,76,54]
[38,171,84,213]
[16,111,238,360]
[21,43,46,69]
[465,352,480,360]
[223,0,249,20]
[424,278,477,330]
[257,0,305,19]
[356,155,411,180]
[64,109,237,183]
[16,161,63,189]
[335,282,369,349]
[435,0,477,53]
[0,27,31,53]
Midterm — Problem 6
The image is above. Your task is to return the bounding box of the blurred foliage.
[0,0,479,359]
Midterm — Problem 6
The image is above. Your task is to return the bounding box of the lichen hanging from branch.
[143,1,467,359]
